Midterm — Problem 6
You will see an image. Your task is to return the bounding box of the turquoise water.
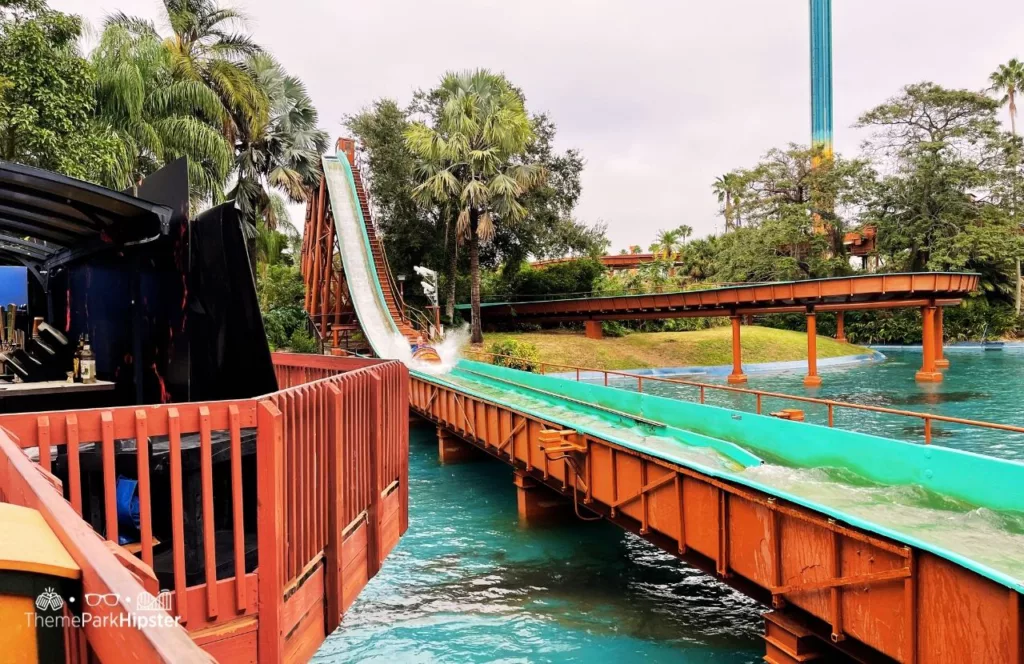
[315,425,763,663]
[626,350,1024,461]
[317,349,1022,662]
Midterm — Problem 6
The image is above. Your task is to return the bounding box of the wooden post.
[256,401,284,664]
[367,375,382,577]
[835,311,846,343]
[325,384,345,632]
[804,309,822,387]
[728,315,747,384]
[916,306,942,382]
[934,306,948,369]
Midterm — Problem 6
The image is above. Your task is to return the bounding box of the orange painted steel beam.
[916,306,942,383]
[410,372,1023,663]
[835,310,846,343]
[468,273,978,323]
[728,315,747,384]
[804,310,822,387]
[934,306,948,369]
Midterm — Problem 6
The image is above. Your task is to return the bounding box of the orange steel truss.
[408,369,1023,663]
[0,353,409,663]
[468,273,978,385]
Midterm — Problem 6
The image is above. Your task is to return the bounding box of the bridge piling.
[437,427,478,464]
[513,470,573,524]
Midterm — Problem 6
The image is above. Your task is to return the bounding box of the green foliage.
[0,0,127,186]
[91,23,231,202]
[406,69,546,343]
[601,321,629,337]
[487,338,540,372]
[257,263,308,349]
[496,258,605,300]
[287,328,318,354]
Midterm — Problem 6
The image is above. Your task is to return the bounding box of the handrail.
[465,350,1024,446]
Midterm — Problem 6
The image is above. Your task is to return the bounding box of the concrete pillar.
[835,311,846,343]
[804,310,822,387]
[437,427,477,464]
[584,320,603,340]
[514,471,571,524]
[934,307,949,369]
[916,306,942,383]
[728,315,748,384]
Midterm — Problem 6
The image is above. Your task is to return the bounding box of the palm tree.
[405,70,545,343]
[712,173,743,231]
[650,228,681,259]
[676,224,693,245]
[229,53,328,230]
[989,59,1024,135]
[109,0,268,144]
[989,58,1024,314]
[91,23,232,203]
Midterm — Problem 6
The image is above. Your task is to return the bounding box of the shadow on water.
[315,424,763,663]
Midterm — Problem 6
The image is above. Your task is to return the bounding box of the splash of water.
[403,325,471,375]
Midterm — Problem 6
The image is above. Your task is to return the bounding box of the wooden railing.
[0,352,409,663]
[465,350,1024,446]
[0,428,211,662]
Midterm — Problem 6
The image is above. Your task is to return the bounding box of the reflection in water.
[316,427,763,663]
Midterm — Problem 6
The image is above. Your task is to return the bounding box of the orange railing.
[0,352,409,663]
[0,427,210,662]
[465,350,1024,446]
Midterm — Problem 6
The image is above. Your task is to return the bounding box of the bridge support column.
[804,309,822,387]
[437,428,477,464]
[835,311,846,343]
[727,315,747,384]
[934,306,949,369]
[916,305,943,383]
[763,611,826,664]
[514,471,570,524]
[584,320,603,340]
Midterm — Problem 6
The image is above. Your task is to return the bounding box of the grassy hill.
[481,326,865,371]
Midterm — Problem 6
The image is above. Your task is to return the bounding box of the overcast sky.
[54,0,1024,251]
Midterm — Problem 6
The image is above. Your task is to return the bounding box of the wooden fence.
[0,352,409,663]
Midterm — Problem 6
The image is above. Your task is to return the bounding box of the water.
[317,350,1024,661]
[626,349,1024,461]
[314,426,764,663]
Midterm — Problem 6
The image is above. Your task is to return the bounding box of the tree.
[856,84,1008,270]
[405,70,545,343]
[989,59,1024,136]
[91,23,231,202]
[348,98,445,307]
[676,224,693,245]
[988,59,1024,314]
[229,53,328,229]
[711,145,870,282]
[110,0,268,144]
[1,0,127,186]
[713,173,744,230]
[649,228,681,259]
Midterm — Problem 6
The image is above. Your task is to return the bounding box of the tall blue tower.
[809,0,833,157]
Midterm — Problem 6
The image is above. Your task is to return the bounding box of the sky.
[54,0,1024,252]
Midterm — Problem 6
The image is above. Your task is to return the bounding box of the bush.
[487,338,540,372]
[287,328,319,354]
[601,321,629,337]
[263,306,307,349]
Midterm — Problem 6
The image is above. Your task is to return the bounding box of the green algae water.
[317,349,1023,661]
[314,425,764,663]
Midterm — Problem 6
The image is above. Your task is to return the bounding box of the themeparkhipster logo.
[29,587,181,629]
